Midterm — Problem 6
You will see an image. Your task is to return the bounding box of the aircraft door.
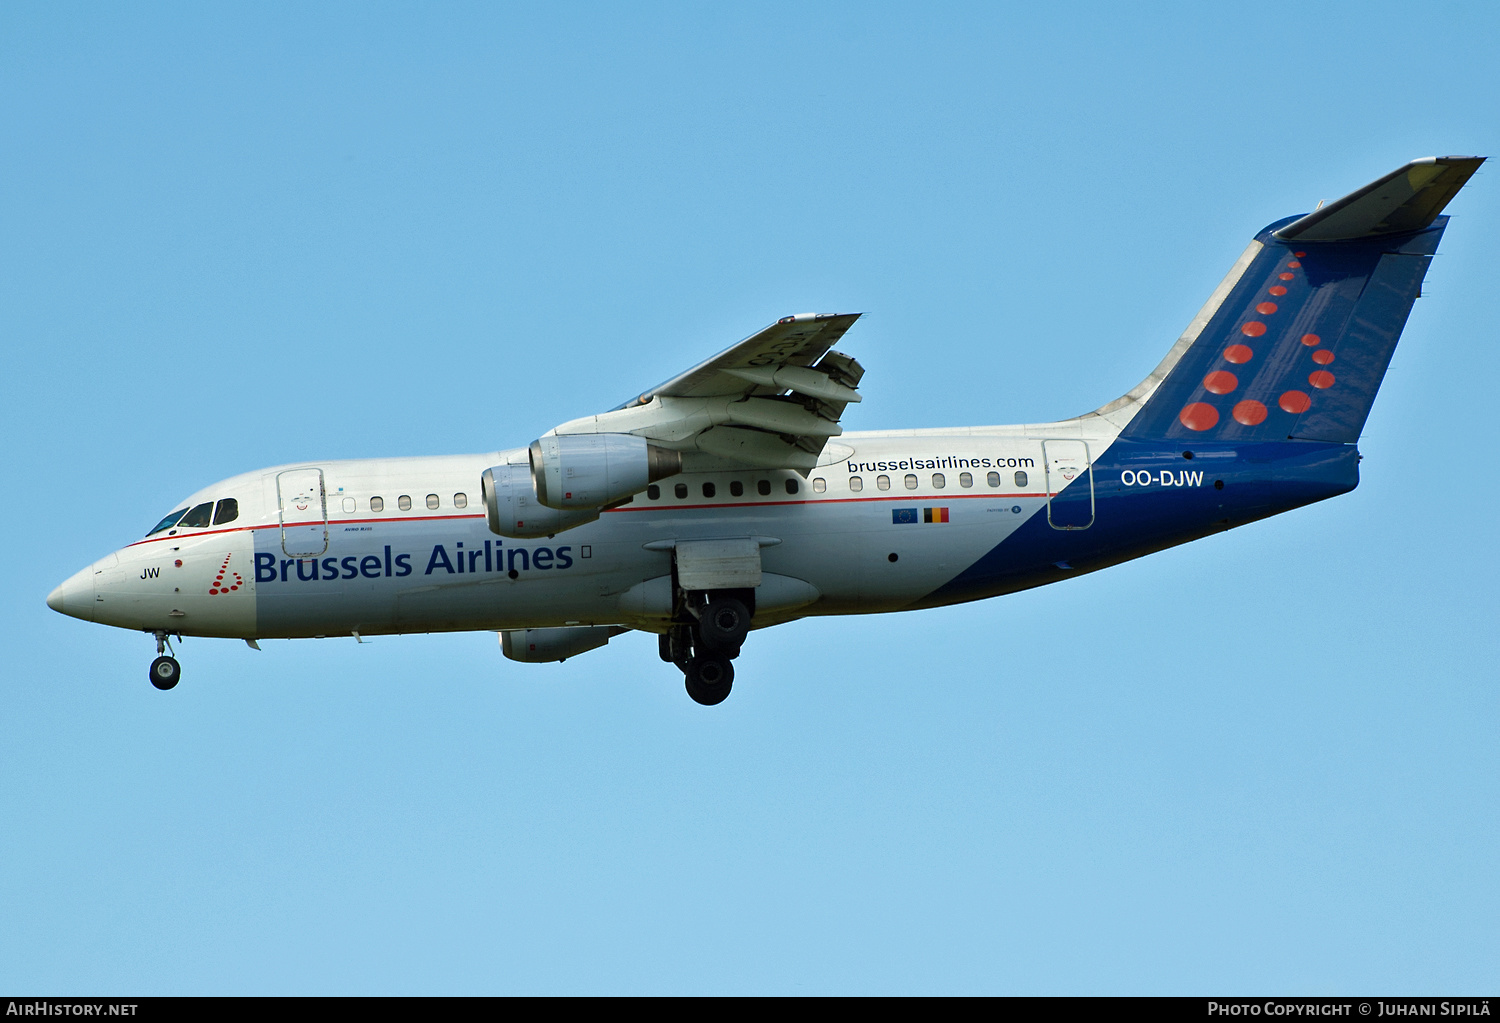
[1042,440,1094,530]
[277,468,328,557]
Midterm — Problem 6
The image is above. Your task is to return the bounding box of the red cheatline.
[1179,403,1219,431]
[1233,400,1267,426]
[1279,272,1295,281]
[1301,333,1321,346]
[1224,344,1253,364]
[1269,285,1287,296]
[1241,321,1267,337]
[1312,350,1334,365]
[1309,370,1335,389]
[1256,302,1278,315]
[1279,390,1311,414]
[1288,260,1301,268]
[1203,370,1238,394]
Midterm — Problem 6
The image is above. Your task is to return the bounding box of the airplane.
[47,156,1484,705]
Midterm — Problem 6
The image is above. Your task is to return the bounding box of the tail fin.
[1115,156,1483,443]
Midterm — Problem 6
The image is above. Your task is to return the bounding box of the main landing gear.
[659,592,753,706]
[149,630,181,691]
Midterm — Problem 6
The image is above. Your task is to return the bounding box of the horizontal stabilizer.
[1274,156,1484,241]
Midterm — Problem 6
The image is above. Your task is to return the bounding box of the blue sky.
[3,2,1497,994]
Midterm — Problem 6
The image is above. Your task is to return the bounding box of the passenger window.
[426,494,440,510]
[147,508,188,536]
[1014,470,1029,488]
[179,502,214,528]
[342,497,356,514]
[904,474,918,490]
[454,493,468,509]
[785,479,798,495]
[398,495,412,511]
[812,478,826,493]
[703,482,716,498]
[932,473,946,489]
[987,471,1001,487]
[757,480,771,496]
[876,475,890,491]
[371,497,385,512]
[730,480,743,497]
[959,472,973,488]
[849,476,863,492]
[647,485,660,500]
[212,498,239,525]
[675,483,688,499]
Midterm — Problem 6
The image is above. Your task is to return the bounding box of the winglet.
[1273,156,1484,241]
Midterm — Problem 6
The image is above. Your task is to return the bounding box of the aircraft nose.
[47,565,96,622]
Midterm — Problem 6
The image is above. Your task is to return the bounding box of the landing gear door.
[1042,440,1094,530]
[674,538,763,591]
[277,468,328,557]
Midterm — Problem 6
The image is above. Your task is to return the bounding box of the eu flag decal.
[923,507,950,523]
[892,508,919,524]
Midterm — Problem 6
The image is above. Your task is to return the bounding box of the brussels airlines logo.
[209,554,243,596]
[255,540,575,584]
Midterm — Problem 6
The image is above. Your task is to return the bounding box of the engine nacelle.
[501,625,626,663]
[529,433,680,510]
[482,463,600,538]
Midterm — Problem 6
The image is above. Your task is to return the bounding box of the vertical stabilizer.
[1111,157,1481,444]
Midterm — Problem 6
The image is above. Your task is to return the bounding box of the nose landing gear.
[148,630,181,690]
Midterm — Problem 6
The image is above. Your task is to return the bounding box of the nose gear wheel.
[150,656,181,690]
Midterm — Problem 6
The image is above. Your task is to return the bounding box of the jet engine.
[482,463,600,538]
[529,434,681,510]
[501,625,626,663]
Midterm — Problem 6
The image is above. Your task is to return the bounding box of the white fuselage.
[50,420,1115,641]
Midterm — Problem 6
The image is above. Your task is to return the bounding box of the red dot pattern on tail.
[1177,253,1341,434]
[1233,400,1267,426]
[1203,371,1237,395]
[1179,403,1219,431]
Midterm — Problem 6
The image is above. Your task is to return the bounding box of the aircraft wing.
[547,313,866,471]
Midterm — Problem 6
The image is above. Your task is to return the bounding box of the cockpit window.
[178,502,214,528]
[212,498,239,525]
[147,508,188,536]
